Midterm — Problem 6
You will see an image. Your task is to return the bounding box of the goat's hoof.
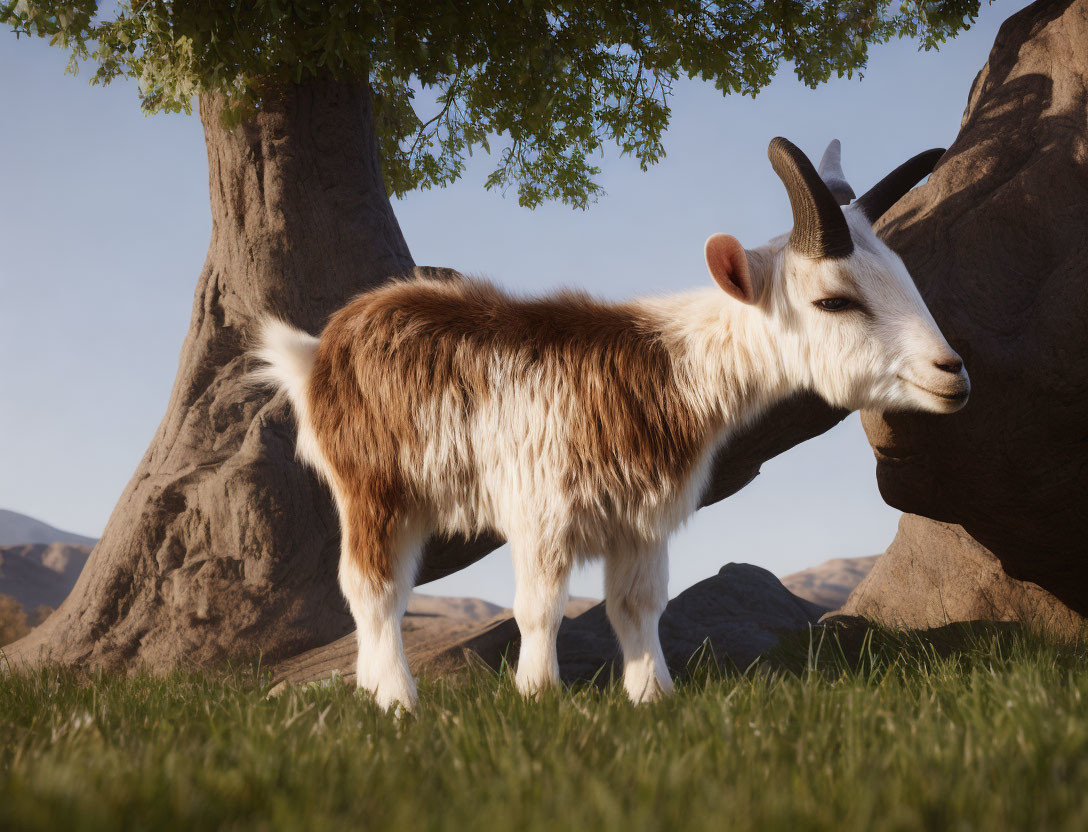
[625,676,674,705]
[357,682,417,713]
[515,676,558,700]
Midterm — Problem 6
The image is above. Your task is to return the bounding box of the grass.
[2,624,1088,831]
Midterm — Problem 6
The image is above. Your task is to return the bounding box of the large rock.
[858,0,1088,620]
[840,515,1085,632]
[271,564,824,688]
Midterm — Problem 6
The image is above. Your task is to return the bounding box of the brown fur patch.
[307,276,712,575]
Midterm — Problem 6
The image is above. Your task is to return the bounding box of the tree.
[2,0,984,671]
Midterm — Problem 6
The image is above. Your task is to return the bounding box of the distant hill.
[5,541,92,585]
[780,556,880,611]
[0,542,93,613]
[0,509,97,547]
[406,593,506,621]
[0,509,97,617]
[406,594,598,622]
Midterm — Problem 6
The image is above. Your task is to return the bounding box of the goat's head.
[705,137,969,414]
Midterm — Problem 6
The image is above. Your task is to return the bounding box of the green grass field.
[2,625,1087,831]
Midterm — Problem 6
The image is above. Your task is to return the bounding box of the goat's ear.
[705,234,762,305]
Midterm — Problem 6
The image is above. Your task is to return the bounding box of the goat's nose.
[934,356,963,374]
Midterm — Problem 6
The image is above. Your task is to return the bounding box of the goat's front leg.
[511,537,571,697]
[605,541,673,703]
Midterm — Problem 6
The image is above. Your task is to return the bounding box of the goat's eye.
[814,298,853,312]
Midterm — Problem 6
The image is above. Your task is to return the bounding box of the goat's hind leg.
[605,540,673,703]
[337,489,425,711]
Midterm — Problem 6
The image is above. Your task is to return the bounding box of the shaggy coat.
[310,278,729,570]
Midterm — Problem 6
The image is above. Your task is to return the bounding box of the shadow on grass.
[757,617,1088,682]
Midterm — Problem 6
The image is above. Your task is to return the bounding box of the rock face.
[271,564,824,688]
[781,556,879,611]
[840,515,1085,632]
[858,0,1088,621]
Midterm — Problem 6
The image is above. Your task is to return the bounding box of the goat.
[255,138,969,710]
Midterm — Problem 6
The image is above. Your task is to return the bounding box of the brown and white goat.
[256,138,968,710]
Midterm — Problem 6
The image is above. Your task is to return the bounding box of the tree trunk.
[6,77,846,671]
[7,78,418,669]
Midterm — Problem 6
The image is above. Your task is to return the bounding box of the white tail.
[253,318,319,414]
[252,318,332,480]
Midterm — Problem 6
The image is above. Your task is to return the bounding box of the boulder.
[858,0,1088,620]
[270,563,824,688]
[655,563,824,671]
[840,515,1085,633]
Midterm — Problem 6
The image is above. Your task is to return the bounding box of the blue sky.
[0,0,1026,604]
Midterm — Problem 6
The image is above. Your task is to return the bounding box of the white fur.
[338,511,426,711]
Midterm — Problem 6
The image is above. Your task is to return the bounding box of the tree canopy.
[5,1,983,207]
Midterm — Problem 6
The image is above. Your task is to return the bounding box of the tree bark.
[5,77,846,671]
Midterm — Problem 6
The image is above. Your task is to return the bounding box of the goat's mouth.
[897,374,970,404]
[871,445,917,465]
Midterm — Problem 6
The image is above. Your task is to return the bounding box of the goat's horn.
[854,148,945,223]
[817,139,855,206]
[768,137,854,260]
